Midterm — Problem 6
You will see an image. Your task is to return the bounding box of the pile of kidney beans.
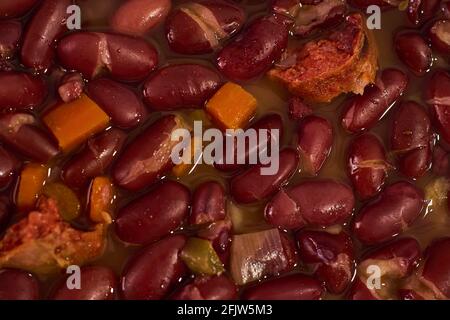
[0,0,450,300]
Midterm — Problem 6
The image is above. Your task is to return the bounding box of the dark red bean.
[265,179,355,229]
[166,0,245,54]
[297,230,354,294]
[21,0,70,72]
[347,133,388,200]
[0,113,59,162]
[353,182,424,245]
[111,0,171,36]
[87,78,147,129]
[394,32,433,76]
[0,196,11,231]
[0,72,48,112]
[421,237,450,298]
[288,97,313,121]
[197,219,232,265]
[113,115,185,191]
[217,16,288,81]
[0,20,21,59]
[171,275,238,300]
[51,266,117,300]
[443,1,450,18]
[407,0,441,25]
[297,115,333,175]
[190,181,226,225]
[0,0,39,19]
[432,143,450,176]
[115,181,190,245]
[230,148,298,204]
[121,235,188,300]
[242,274,323,300]
[57,72,84,103]
[62,128,126,188]
[341,68,408,133]
[57,32,158,82]
[0,145,19,190]
[0,269,39,300]
[143,64,222,111]
[429,20,450,55]
[391,101,432,179]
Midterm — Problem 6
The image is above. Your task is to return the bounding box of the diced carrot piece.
[89,177,114,224]
[16,163,48,211]
[43,94,110,152]
[206,82,257,129]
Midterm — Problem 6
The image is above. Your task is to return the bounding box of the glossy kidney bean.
[230,148,298,204]
[111,0,171,36]
[190,181,226,225]
[57,32,158,82]
[265,179,355,229]
[353,182,424,245]
[171,275,238,300]
[424,70,450,144]
[432,143,450,176]
[121,235,188,300]
[20,0,70,72]
[217,16,288,81]
[242,274,323,300]
[341,68,408,133]
[297,116,333,175]
[115,181,190,245]
[297,230,354,294]
[0,20,21,59]
[166,0,245,54]
[51,266,117,300]
[0,72,48,112]
[87,78,147,129]
[143,64,222,111]
[62,128,126,188]
[0,0,39,19]
[0,196,11,231]
[407,0,441,25]
[288,97,312,121]
[113,115,185,191]
[197,219,232,265]
[0,269,39,300]
[421,237,450,298]
[391,101,432,179]
[429,20,450,55]
[394,32,432,76]
[0,113,59,162]
[347,133,388,200]
[58,72,84,103]
[0,146,19,190]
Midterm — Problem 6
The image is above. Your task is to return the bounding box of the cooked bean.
[0,20,21,59]
[197,219,232,265]
[0,145,19,190]
[432,143,450,176]
[171,275,238,300]
[0,0,39,19]
[394,32,432,76]
[429,20,450,55]
[407,0,441,25]
[443,1,450,18]
[0,269,39,300]
[421,237,450,298]
[115,181,190,245]
[57,72,84,103]
[288,97,313,121]
[190,181,226,225]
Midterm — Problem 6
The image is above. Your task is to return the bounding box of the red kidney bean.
[171,275,238,300]
[0,145,19,190]
[407,0,441,25]
[190,181,226,225]
[347,133,388,200]
[429,20,450,55]
[391,101,432,179]
[242,274,323,300]
[443,1,450,18]
[0,0,39,19]
[0,72,48,112]
[166,0,245,54]
[62,128,126,188]
[121,235,188,300]
[0,196,11,231]
[113,115,185,191]
[51,266,117,300]
[217,16,288,81]
[394,32,433,76]
[143,64,222,111]
[115,181,190,245]
[353,182,424,245]
[111,0,171,36]
[197,219,232,265]
[432,143,450,176]
[297,230,354,294]
[0,113,59,162]
[21,0,70,72]
[265,179,355,229]
[288,97,313,121]
[297,115,333,175]
[57,32,158,82]
[87,78,147,129]
[424,70,450,144]
[341,68,408,133]
[0,20,21,59]
[421,237,450,298]
[0,269,40,300]
[230,148,299,204]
